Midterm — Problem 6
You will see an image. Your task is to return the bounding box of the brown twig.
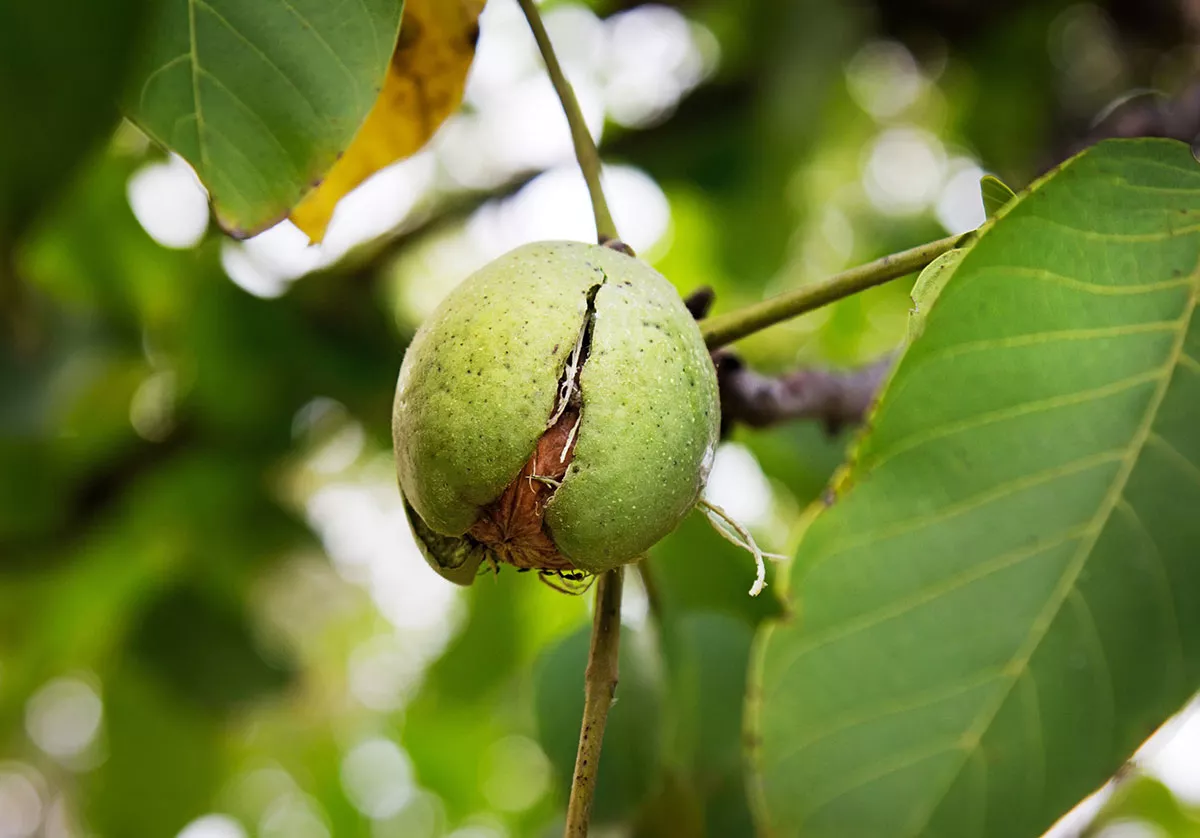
[715,351,893,436]
[564,567,623,837]
[683,285,890,436]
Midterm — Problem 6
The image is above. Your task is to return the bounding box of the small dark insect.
[538,569,596,595]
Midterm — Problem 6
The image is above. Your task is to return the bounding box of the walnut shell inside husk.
[392,240,719,584]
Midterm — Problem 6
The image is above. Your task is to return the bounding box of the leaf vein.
[197,68,304,178]
[1067,588,1117,758]
[191,121,271,208]
[1146,432,1200,488]
[275,0,358,86]
[763,670,1006,770]
[921,320,1184,366]
[818,450,1123,562]
[1115,500,1186,691]
[1019,671,1046,818]
[1106,176,1200,197]
[193,0,322,120]
[136,53,192,112]
[799,741,965,828]
[973,264,1195,296]
[188,0,209,175]
[863,368,1164,475]
[776,526,1086,678]
[1027,213,1200,243]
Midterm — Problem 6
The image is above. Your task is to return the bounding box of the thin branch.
[565,567,624,838]
[715,351,893,436]
[700,235,960,349]
[516,0,618,243]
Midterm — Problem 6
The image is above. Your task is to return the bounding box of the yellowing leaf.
[290,0,486,242]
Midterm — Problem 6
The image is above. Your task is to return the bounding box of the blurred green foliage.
[3,0,1199,836]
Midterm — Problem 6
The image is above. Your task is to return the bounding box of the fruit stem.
[700,234,962,348]
[516,0,619,244]
[564,567,624,837]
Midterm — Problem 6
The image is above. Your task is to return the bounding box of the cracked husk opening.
[466,404,580,570]
[465,283,600,571]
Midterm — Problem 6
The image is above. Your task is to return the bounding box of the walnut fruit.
[393,241,719,584]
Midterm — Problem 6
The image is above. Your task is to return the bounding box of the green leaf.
[668,614,755,782]
[130,583,293,714]
[751,139,1200,838]
[906,247,969,344]
[666,613,758,837]
[535,623,664,824]
[126,0,404,236]
[86,663,223,837]
[0,0,157,242]
[980,174,1017,219]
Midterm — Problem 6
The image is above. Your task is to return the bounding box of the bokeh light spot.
[863,127,946,216]
[340,738,415,819]
[25,676,103,763]
[127,154,210,249]
[604,5,716,128]
[935,161,987,235]
[846,41,924,120]
[0,766,44,838]
[481,736,551,812]
[704,443,773,529]
[176,814,248,838]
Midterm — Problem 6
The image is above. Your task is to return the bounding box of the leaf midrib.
[188,0,207,175]
[902,243,1200,838]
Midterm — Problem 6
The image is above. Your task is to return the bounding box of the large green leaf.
[750,139,1200,838]
[0,0,157,243]
[126,0,403,235]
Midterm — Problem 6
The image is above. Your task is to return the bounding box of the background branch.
[715,351,893,436]
[682,285,891,436]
